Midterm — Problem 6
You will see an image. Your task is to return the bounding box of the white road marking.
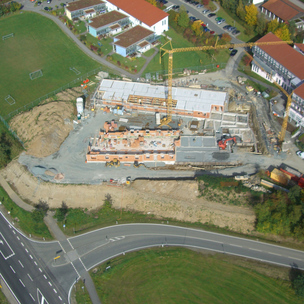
[270,252,282,256]
[230,244,242,248]
[25,248,29,253]
[13,230,16,234]
[10,265,16,273]
[48,281,52,287]
[292,257,302,261]
[0,232,15,259]
[0,273,21,304]
[34,261,38,266]
[21,242,24,247]
[43,275,47,279]
[16,236,20,240]
[29,293,35,302]
[53,289,57,294]
[39,268,42,272]
[27,273,33,281]
[9,225,11,228]
[249,248,262,252]
[30,255,33,259]
[58,296,62,301]
[19,279,25,287]
[18,260,24,268]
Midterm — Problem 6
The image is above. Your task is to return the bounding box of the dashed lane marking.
[48,281,52,287]
[29,293,35,302]
[10,266,16,273]
[34,261,38,266]
[25,248,29,253]
[19,279,25,287]
[27,273,33,281]
[39,268,42,273]
[30,255,33,259]
[18,260,24,268]
[43,275,47,279]
[53,289,57,294]
[16,236,20,240]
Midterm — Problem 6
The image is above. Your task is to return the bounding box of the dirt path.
[1,161,255,234]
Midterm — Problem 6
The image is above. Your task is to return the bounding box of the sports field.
[90,248,301,304]
[0,12,100,117]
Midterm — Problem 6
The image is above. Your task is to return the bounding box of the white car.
[296,150,304,159]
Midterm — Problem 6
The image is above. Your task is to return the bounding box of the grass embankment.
[143,28,230,74]
[86,248,301,304]
[0,291,9,304]
[0,12,100,117]
[0,186,52,239]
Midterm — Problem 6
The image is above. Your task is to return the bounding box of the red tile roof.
[294,83,304,97]
[89,10,128,29]
[262,0,304,21]
[256,32,304,79]
[67,0,105,12]
[114,25,154,48]
[107,0,168,26]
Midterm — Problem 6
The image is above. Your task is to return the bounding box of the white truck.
[296,150,304,159]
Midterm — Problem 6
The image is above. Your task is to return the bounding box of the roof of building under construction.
[99,80,227,113]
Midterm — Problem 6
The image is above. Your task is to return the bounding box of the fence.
[4,66,104,121]
[0,113,24,147]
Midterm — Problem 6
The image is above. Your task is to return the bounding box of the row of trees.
[0,1,22,17]
[219,0,294,41]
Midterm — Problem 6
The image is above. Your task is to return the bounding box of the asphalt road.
[1,209,304,304]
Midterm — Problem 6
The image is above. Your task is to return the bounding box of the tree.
[245,4,258,26]
[288,20,297,39]
[267,19,279,34]
[178,6,189,28]
[236,0,246,21]
[202,0,210,6]
[293,274,304,297]
[55,201,68,222]
[0,132,12,168]
[146,0,157,6]
[220,33,232,43]
[191,20,202,36]
[275,24,291,41]
[256,14,267,36]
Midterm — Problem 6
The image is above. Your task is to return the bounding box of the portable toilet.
[76,97,84,114]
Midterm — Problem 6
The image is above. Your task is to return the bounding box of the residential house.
[65,0,107,20]
[88,10,129,37]
[252,32,304,126]
[113,25,156,57]
[105,0,168,35]
[261,0,304,29]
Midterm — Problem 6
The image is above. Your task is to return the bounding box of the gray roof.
[99,80,226,112]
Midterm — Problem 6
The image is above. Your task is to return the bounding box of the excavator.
[105,158,120,168]
[218,137,237,150]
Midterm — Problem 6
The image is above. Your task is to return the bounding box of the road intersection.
[1,210,304,304]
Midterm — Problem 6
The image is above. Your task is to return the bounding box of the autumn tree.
[202,0,210,6]
[220,33,232,43]
[275,23,291,41]
[267,19,279,33]
[245,4,258,26]
[192,20,202,36]
[236,0,246,21]
[178,6,189,28]
[146,0,157,6]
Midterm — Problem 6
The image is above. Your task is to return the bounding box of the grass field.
[0,186,52,239]
[143,28,230,74]
[0,291,9,304]
[89,248,301,304]
[0,12,100,117]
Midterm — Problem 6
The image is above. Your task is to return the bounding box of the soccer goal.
[29,69,43,80]
[2,33,14,40]
[69,67,81,75]
[5,95,16,105]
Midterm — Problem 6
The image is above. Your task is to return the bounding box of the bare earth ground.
[9,88,81,157]
[1,161,255,233]
[5,97,255,233]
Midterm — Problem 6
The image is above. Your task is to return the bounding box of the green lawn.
[89,248,301,304]
[0,186,52,239]
[0,12,100,118]
[0,291,9,304]
[143,28,230,74]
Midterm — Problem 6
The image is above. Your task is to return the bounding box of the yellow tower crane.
[242,50,293,144]
[158,39,293,129]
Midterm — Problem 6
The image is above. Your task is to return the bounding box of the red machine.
[218,137,236,150]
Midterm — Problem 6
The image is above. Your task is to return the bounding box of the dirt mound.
[1,161,256,234]
[9,88,82,158]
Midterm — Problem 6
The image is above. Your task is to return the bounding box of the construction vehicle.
[105,158,120,168]
[133,161,146,168]
[158,39,292,129]
[243,50,293,145]
[218,137,236,150]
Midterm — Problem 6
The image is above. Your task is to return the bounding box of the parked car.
[228,47,234,51]
[230,49,238,56]
[197,4,203,8]
[44,6,49,10]
[203,9,210,14]
[297,150,304,159]
[207,13,216,17]
[47,0,51,3]
[189,16,197,21]
[37,1,42,5]
[210,31,215,35]
[228,26,236,32]
[204,27,210,32]
[223,25,231,30]
[217,19,225,24]
[173,5,180,9]
[215,17,223,22]
[232,30,240,35]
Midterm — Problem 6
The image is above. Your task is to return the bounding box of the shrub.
[117,60,121,66]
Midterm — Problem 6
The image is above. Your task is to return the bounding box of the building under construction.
[87,80,255,165]
[94,79,228,119]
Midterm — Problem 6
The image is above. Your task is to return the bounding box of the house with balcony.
[261,0,304,29]
[105,0,168,35]
[252,32,304,126]
[113,25,156,57]
[65,0,107,20]
[88,10,129,37]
